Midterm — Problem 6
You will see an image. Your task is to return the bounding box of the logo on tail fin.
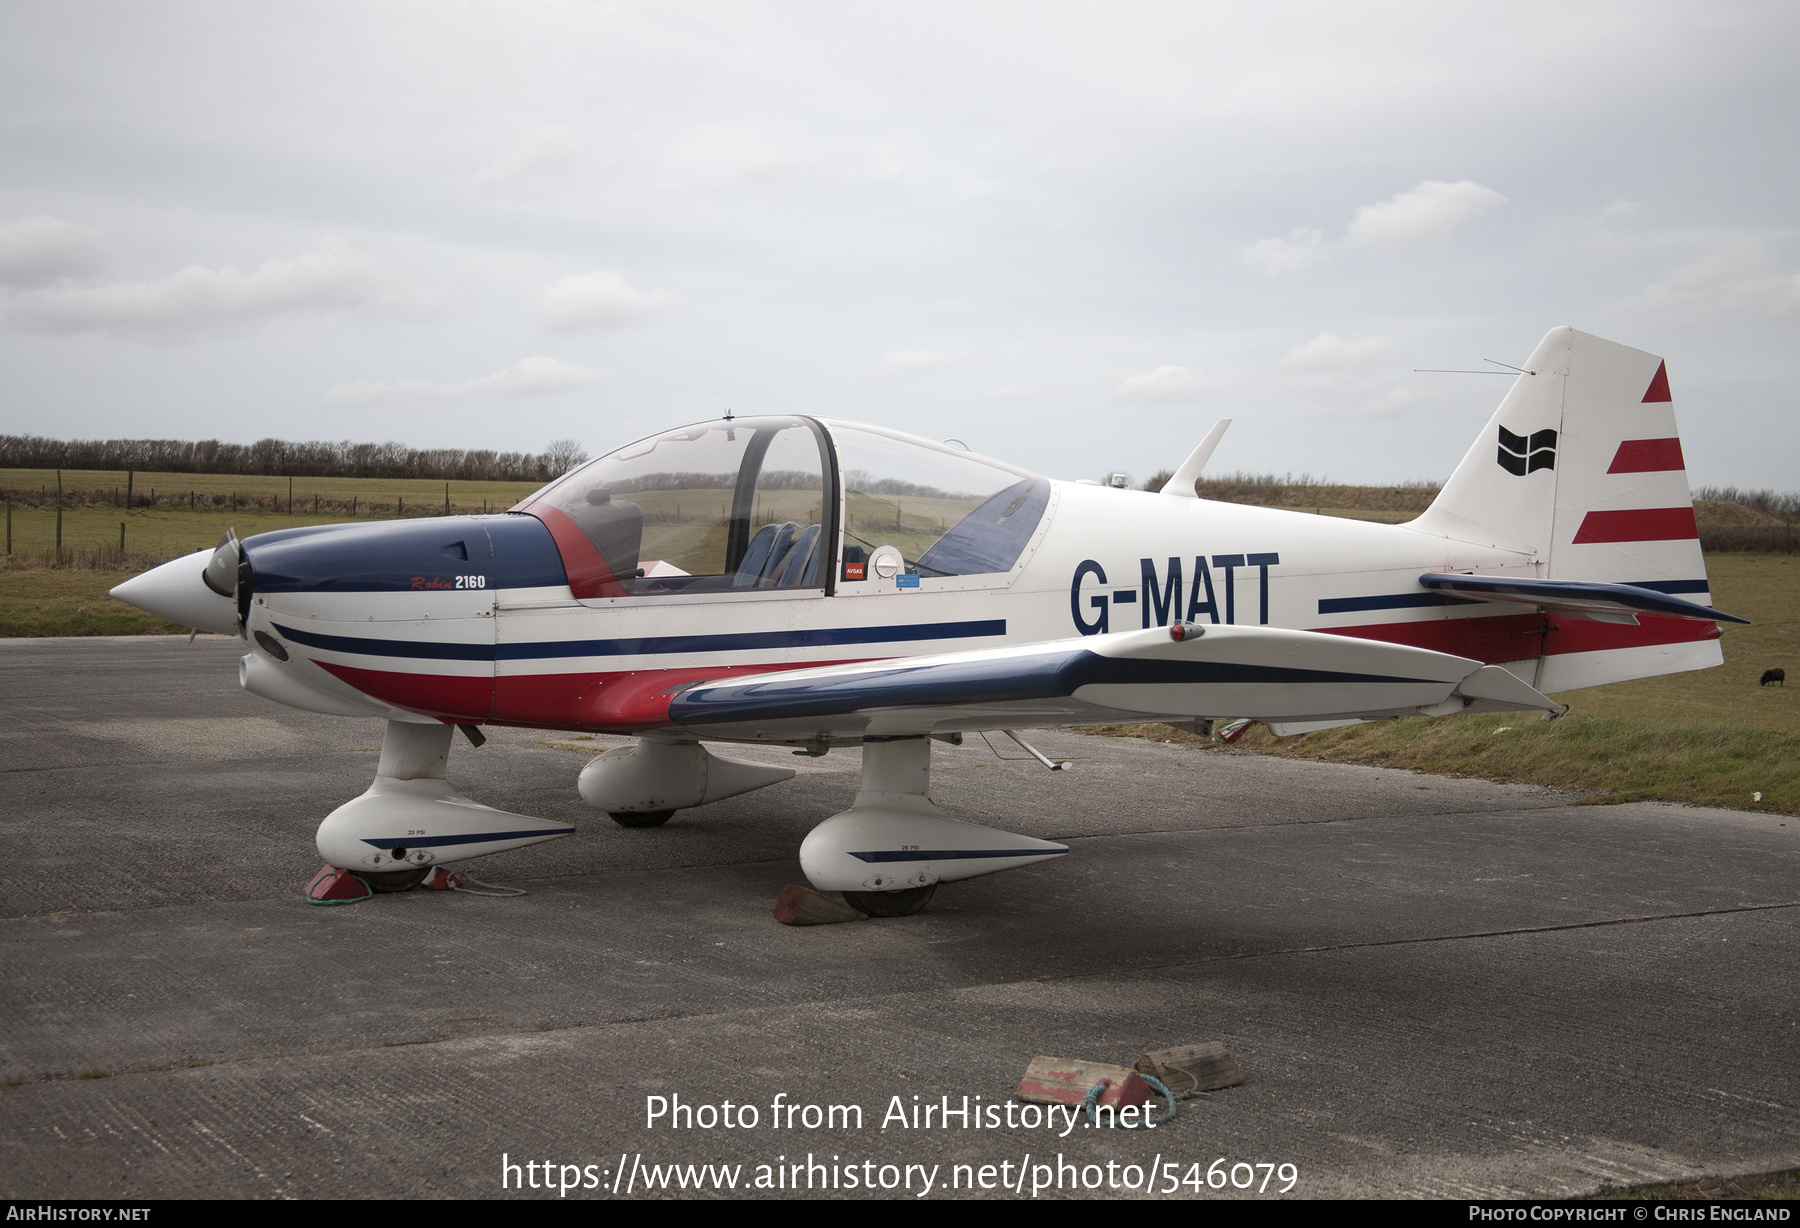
[1497,426,1556,475]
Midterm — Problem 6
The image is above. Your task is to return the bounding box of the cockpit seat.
[733,522,797,587]
[771,524,821,587]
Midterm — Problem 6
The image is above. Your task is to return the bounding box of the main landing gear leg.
[799,737,1069,917]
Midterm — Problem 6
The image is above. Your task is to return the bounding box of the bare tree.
[543,438,589,476]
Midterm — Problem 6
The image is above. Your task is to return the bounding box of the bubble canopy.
[516,416,1048,599]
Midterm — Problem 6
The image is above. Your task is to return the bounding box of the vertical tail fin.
[1412,326,1718,690]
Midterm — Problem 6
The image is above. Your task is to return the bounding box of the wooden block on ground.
[1135,1042,1242,1096]
[773,884,865,926]
[1018,1057,1157,1110]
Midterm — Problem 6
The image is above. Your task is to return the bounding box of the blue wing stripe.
[669,648,1442,725]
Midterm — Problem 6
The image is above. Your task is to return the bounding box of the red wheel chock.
[304,864,372,905]
[421,867,463,891]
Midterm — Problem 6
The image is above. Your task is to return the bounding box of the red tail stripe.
[1321,610,1717,665]
[1571,507,1698,544]
[1641,360,1672,403]
[1607,437,1685,473]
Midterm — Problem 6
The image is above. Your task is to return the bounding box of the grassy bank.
[0,558,190,636]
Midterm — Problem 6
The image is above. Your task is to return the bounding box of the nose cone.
[110,548,240,636]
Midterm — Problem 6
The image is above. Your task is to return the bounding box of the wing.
[1418,573,1748,626]
[668,622,1557,741]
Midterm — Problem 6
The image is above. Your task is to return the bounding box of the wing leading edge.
[668,623,1557,741]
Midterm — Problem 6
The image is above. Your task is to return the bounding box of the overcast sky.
[1,2,1796,486]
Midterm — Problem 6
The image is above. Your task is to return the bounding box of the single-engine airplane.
[112,327,1745,915]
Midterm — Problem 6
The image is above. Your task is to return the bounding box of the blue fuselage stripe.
[271,619,1007,662]
[1320,578,1714,615]
[498,619,1008,660]
[1318,592,1480,614]
[274,622,493,660]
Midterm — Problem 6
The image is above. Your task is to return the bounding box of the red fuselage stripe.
[1321,610,1717,664]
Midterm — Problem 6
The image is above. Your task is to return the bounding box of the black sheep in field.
[1761,668,1785,687]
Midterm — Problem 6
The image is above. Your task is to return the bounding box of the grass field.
[1,467,543,517]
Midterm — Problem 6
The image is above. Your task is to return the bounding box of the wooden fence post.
[119,521,125,553]
[55,469,63,558]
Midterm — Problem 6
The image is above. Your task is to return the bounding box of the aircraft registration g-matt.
[113,327,1746,916]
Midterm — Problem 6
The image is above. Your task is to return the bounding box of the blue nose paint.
[242,514,568,593]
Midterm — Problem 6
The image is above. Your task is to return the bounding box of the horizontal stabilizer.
[1419,573,1747,625]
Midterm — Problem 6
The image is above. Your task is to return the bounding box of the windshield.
[827,424,1049,578]
[520,416,830,598]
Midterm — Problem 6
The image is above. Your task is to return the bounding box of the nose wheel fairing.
[314,721,572,872]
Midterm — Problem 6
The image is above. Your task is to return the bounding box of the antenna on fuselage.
[1160,418,1233,499]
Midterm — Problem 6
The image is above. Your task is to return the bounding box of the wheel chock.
[304,864,372,905]
[1134,1042,1242,1096]
[1018,1057,1157,1113]
[773,884,865,926]
[421,867,464,891]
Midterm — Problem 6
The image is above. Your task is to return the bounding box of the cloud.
[323,355,602,405]
[1115,364,1209,403]
[1627,241,1800,318]
[477,127,588,186]
[1243,180,1505,276]
[1282,331,1394,368]
[1346,180,1507,250]
[1274,331,1417,419]
[1243,228,1326,276]
[535,269,672,333]
[878,346,969,374]
[0,216,109,285]
[3,238,387,335]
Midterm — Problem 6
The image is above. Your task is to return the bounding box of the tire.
[609,810,676,828]
[841,883,937,917]
[361,867,429,893]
